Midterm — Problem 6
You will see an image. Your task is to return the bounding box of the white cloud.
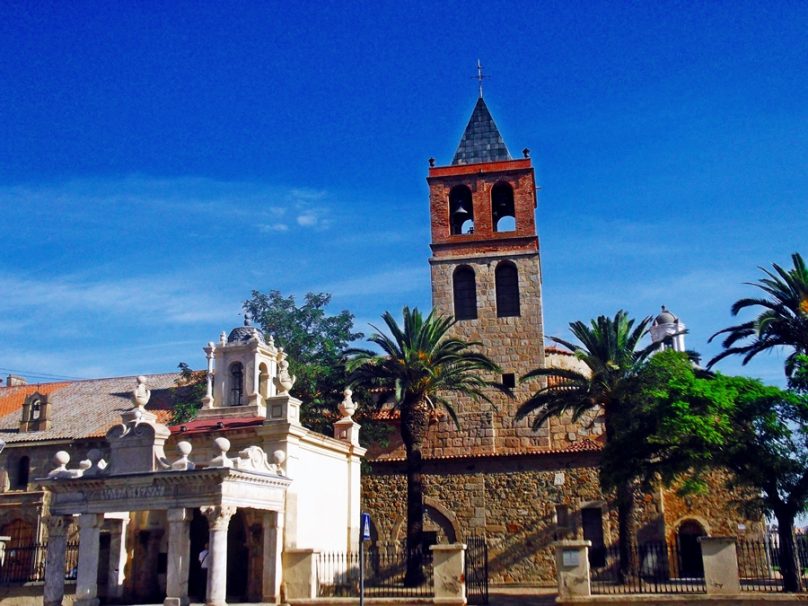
[259,223,289,232]
[297,213,318,227]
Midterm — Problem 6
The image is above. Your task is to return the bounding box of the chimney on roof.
[6,375,27,387]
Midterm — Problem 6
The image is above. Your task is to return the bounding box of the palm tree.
[708,253,808,592]
[515,311,655,582]
[347,307,505,585]
[708,253,808,376]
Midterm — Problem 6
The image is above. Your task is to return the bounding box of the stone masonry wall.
[362,455,763,586]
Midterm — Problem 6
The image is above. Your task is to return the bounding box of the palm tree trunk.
[401,399,430,586]
[776,510,802,592]
[404,441,425,586]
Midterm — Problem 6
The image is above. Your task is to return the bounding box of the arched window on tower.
[453,266,477,320]
[492,181,515,232]
[449,185,474,235]
[15,456,30,489]
[229,362,244,406]
[30,400,41,421]
[496,261,520,317]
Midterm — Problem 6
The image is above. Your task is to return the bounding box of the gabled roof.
[452,97,512,166]
[0,373,180,444]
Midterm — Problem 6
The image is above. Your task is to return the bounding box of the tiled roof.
[452,97,511,166]
[0,373,181,444]
[370,436,604,463]
[0,382,70,419]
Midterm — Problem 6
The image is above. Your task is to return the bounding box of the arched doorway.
[1,519,35,582]
[188,509,209,601]
[677,519,706,578]
[226,509,249,601]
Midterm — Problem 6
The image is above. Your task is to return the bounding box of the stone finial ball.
[137,375,147,384]
[177,441,193,456]
[54,451,70,465]
[86,449,102,463]
[214,437,231,453]
[273,450,286,466]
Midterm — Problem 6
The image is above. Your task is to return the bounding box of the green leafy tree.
[708,252,808,377]
[169,362,207,425]
[244,290,363,432]
[600,350,730,495]
[347,307,505,585]
[609,350,808,592]
[515,311,655,581]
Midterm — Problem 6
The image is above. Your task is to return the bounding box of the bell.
[453,204,470,217]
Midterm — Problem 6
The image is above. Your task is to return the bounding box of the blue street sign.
[361,512,371,541]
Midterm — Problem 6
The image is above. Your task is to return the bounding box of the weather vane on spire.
[474,59,487,98]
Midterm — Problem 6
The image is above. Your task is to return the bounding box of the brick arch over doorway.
[390,497,460,545]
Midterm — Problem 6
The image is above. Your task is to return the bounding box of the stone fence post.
[282,548,319,600]
[0,535,10,566]
[553,540,591,599]
[431,543,466,605]
[699,536,740,594]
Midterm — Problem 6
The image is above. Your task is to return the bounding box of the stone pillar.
[700,536,740,594]
[43,516,71,606]
[262,511,284,603]
[282,548,318,600]
[430,543,466,605]
[105,514,129,602]
[75,513,104,606]
[0,535,10,567]
[553,540,591,599]
[202,505,236,606]
[165,509,191,606]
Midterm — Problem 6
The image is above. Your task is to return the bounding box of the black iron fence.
[465,535,489,605]
[590,542,706,594]
[737,535,808,592]
[0,542,79,585]
[317,545,433,598]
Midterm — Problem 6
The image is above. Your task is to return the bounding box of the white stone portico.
[39,381,292,606]
[36,323,365,606]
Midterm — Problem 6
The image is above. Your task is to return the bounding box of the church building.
[361,93,762,585]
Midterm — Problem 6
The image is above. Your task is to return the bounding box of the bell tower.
[427,95,548,454]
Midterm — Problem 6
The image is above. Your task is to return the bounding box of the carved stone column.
[262,511,284,604]
[75,513,104,606]
[105,514,129,602]
[202,505,236,606]
[43,515,72,606]
[165,509,191,606]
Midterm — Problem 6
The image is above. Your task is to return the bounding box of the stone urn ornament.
[273,348,296,394]
[131,375,151,410]
[339,388,356,419]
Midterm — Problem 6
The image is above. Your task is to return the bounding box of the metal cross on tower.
[475,59,488,98]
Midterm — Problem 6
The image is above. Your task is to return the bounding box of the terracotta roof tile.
[0,382,70,419]
[0,373,180,443]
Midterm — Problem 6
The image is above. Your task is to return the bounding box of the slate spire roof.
[451,96,512,166]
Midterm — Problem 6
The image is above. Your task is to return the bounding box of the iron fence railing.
[317,545,434,598]
[0,541,79,585]
[465,535,489,605]
[590,542,706,594]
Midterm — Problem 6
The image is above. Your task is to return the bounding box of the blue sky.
[1,1,806,386]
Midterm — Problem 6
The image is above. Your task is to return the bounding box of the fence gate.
[465,535,489,605]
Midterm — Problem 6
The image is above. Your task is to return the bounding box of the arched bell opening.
[449,185,474,235]
[491,181,515,232]
[229,362,244,406]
